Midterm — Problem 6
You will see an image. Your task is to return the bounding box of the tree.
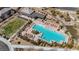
[76,10,79,18]
[32,30,39,34]
[76,10,79,14]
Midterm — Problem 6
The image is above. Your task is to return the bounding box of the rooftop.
[20,8,34,14]
[20,8,46,19]
[31,12,46,19]
[0,7,4,10]
[0,7,11,17]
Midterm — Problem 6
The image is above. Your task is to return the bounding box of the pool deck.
[23,19,69,43]
[33,24,69,43]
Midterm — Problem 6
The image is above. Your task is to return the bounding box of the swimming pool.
[32,24,66,43]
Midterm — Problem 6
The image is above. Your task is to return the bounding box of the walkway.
[12,45,69,51]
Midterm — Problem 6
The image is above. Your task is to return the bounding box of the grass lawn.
[1,17,26,37]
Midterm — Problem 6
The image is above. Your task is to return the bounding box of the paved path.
[56,7,78,11]
[12,45,70,51]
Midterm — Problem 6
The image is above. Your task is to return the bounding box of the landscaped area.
[1,7,78,51]
[0,17,26,37]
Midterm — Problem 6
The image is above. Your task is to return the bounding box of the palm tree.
[51,41,57,47]
[60,42,66,48]
[27,20,32,25]
[32,30,39,34]
[59,12,64,18]
[18,41,21,44]
[50,8,58,16]
[66,44,73,49]
[76,10,79,18]
[51,10,57,16]
[64,13,71,22]
[76,10,79,15]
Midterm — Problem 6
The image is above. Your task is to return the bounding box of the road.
[12,45,70,51]
[56,7,78,11]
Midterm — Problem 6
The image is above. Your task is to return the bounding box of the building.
[11,7,20,11]
[0,7,4,10]
[0,7,16,22]
[20,8,46,19]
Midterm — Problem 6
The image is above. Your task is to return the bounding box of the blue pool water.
[32,24,66,43]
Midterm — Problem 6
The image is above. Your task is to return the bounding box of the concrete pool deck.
[22,19,69,43]
[32,24,69,43]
